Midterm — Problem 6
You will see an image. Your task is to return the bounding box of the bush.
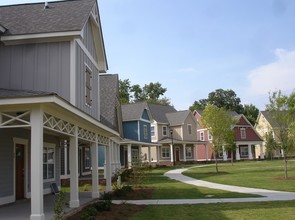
[113,184,133,197]
[79,206,98,220]
[94,200,112,212]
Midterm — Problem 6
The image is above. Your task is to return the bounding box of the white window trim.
[240,128,246,139]
[143,124,148,139]
[200,131,204,141]
[208,131,212,140]
[161,147,170,158]
[240,146,249,157]
[185,147,192,158]
[43,143,56,183]
[151,125,155,137]
[162,125,168,136]
[85,64,93,107]
[84,148,91,170]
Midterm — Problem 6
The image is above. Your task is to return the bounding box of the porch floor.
[0,192,97,220]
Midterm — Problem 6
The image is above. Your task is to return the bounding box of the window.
[200,131,204,141]
[188,124,192,135]
[143,125,148,139]
[186,147,192,158]
[208,131,212,140]
[84,148,91,169]
[85,65,93,106]
[162,126,167,136]
[151,126,155,137]
[240,128,246,139]
[43,145,55,181]
[161,147,170,158]
[240,146,248,157]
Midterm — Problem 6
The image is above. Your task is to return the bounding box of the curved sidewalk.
[113,166,295,205]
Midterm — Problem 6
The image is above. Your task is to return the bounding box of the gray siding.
[0,128,61,198]
[0,42,71,101]
[76,42,100,120]
[81,20,98,62]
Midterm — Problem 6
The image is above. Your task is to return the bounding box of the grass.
[140,166,261,199]
[130,200,295,220]
[183,160,295,192]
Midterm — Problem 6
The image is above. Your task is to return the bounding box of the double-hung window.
[151,126,155,137]
[188,124,192,135]
[43,144,55,181]
[162,126,167,136]
[85,65,93,106]
[143,125,148,139]
[84,148,91,169]
[162,147,170,158]
[240,128,246,139]
[200,131,204,141]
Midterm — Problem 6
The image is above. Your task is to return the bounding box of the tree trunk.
[215,153,219,173]
[284,155,288,179]
[231,150,234,166]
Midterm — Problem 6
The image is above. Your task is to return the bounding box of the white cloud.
[177,67,195,72]
[247,48,295,95]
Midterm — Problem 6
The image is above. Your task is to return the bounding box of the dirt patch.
[112,187,154,200]
[273,176,295,181]
[207,171,229,175]
[97,204,146,220]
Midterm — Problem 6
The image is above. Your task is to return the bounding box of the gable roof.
[0,0,95,36]
[260,111,280,128]
[147,102,177,123]
[166,110,191,126]
[100,74,122,134]
[122,102,149,121]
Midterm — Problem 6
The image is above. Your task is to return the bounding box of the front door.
[15,144,25,200]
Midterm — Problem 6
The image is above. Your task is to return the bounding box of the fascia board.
[1,31,82,45]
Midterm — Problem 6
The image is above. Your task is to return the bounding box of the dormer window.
[143,125,148,139]
[85,65,92,106]
[240,128,246,139]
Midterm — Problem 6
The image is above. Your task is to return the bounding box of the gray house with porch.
[0,1,119,219]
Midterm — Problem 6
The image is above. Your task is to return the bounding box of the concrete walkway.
[113,166,295,205]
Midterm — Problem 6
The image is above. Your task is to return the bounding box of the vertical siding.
[76,42,99,120]
[81,20,98,62]
[0,42,71,101]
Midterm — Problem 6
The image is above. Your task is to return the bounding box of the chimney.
[44,1,49,9]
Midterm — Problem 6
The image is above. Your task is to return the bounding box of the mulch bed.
[273,176,295,181]
[97,204,146,220]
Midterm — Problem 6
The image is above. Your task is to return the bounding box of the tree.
[243,104,259,126]
[264,131,277,160]
[119,79,170,105]
[266,90,295,179]
[119,79,132,104]
[201,105,236,173]
[190,89,244,113]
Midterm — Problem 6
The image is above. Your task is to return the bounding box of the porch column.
[30,107,45,220]
[91,142,99,198]
[222,146,227,161]
[183,144,186,162]
[236,145,240,160]
[156,145,160,165]
[170,144,174,163]
[260,144,264,159]
[105,142,112,192]
[248,144,253,159]
[69,126,79,208]
[139,145,142,161]
[127,144,132,168]
[148,146,151,164]
[194,144,198,161]
[115,143,120,170]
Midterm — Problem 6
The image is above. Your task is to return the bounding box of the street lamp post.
[170,129,175,167]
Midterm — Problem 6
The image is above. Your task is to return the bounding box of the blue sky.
[1,0,295,110]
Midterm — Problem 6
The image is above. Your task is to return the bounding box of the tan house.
[141,103,203,166]
[255,111,283,158]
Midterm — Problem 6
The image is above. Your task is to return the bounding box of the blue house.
[121,102,153,168]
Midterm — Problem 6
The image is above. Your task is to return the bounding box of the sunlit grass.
[184,160,295,192]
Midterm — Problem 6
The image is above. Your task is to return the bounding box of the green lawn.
[131,200,295,220]
[183,160,295,192]
[140,166,261,199]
